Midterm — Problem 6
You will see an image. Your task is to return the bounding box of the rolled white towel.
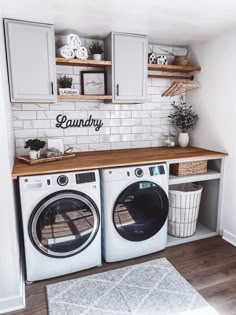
[57,45,75,59]
[57,34,81,50]
[75,47,88,60]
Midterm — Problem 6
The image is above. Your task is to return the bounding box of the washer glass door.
[29,190,100,258]
[113,181,168,241]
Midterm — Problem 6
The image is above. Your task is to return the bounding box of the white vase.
[29,150,40,160]
[93,54,102,61]
[178,132,189,148]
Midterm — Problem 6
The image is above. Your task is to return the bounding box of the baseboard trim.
[222,229,236,246]
[0,252,25,314]
[0,295,25,314]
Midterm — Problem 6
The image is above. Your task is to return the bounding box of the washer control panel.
[57,175,69,186]
[135,168,144,177]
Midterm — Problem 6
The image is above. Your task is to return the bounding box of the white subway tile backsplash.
[88,143,111,151]
[88,127,110,135]
[70,144,89,152]
[38,129,64,137]
[63,136,77,144]
[142,118,160,126]
[64,128,89,136]
[131,141,151,148]
[110,126,132,134]
[12,103,22,111]
[142,103,162,111]
[102,119,121,127]
[75,102,100,111]
[121,119,142,126]
[56,65,74,74]
[13,121,23,128]
[37,111,61,119]
[50,102,75,111]
[132,111,151,118]
[13,111,36,120]
[100,135,121,143]
[12,43,186,155]
[77,135,99,144]
[89,111,110,118]
[15,129,38,138]
[111,141,132,150]
[63,111,88,119]
[111,111,131,119]
[122,134,142,141]
[22,104,50,111]
[132,126,152,134]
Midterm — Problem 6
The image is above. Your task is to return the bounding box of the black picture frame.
[81,71,107,95]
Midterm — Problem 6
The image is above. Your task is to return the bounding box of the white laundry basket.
[168,183,203,237]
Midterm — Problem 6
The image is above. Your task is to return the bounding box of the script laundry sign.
[56,114,103,131]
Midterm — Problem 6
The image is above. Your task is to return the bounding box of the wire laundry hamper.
[168,183,203,237]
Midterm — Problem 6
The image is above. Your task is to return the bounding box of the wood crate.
[170,160,208,176]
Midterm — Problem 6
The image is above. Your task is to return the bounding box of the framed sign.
[81,71,106,95]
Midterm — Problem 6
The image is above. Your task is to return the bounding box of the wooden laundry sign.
[56,114,103,131]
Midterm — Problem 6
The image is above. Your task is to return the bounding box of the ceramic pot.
[92,54,102,61]
[29,150,40,160]
[178,132,189,148]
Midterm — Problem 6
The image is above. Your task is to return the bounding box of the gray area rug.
[46,258,218,315]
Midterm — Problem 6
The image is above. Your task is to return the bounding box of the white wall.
[188,30,236,245]
[0,19,24,313]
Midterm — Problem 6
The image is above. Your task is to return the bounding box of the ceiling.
[0,0,236,45]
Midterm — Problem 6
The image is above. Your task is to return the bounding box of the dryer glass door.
[29,190,100,258]
[113,181,168,241]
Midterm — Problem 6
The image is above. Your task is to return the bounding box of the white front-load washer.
[101,164,169,262]
[19,170,101,281]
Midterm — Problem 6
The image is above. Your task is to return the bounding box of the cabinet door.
[4,19,56,103]
[113,33,147,103]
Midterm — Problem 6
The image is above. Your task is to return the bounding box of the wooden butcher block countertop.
[12,146,228,179]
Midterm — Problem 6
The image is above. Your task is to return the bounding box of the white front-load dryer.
[19,170,101,281]
[101,164,169,262]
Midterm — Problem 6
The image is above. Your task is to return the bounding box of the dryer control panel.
[149,165,165,176]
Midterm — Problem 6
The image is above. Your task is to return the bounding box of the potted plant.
[24,139,46,160]
[168,100,198,147]
[57,75,78,96]
[89,40,104,61]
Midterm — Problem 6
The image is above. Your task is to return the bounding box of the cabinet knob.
[51,82,54,95]
[116,84,119,96]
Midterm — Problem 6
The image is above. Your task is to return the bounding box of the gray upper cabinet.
[105,32,147,103]
[4,19,56,103]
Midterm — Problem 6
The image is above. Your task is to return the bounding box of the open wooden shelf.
[169,169,221,185]
[56,58,112,67]
[57,95,112,101]
[167,222,217,247]
[148,64,201,73]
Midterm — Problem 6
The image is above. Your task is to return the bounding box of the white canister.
[92,54,102,61]
[178,132,189,148]
[29,150,40,160]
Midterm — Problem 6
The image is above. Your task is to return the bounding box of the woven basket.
[170,160,207,176]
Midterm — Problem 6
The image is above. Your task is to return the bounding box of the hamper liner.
[168,183,203,237]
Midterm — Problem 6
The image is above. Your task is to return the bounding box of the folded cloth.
[57,34,81,50]
[75,47,88,60]
[57,45,75,59]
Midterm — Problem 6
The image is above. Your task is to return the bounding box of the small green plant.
[58,75,73,88]
[168,101,199,133]
[24,139,46,151]
[89,40,104,55]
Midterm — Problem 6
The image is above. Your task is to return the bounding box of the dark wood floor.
[8,236,236,315]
